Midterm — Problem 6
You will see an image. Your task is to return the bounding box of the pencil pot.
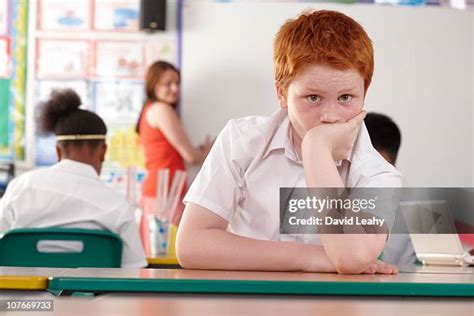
[149,215,171,257]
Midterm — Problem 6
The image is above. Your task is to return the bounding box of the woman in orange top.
[136,61,212,224]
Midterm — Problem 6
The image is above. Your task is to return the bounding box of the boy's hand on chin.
[302,110,367,161]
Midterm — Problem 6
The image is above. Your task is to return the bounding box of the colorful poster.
[10,0,28,160]
[94,0,139,31]
[0,79,10,154]
[0,37,10,78]
[93,80,143,124]
[36,40,89,79]
[95,41,144,78]
[36,80,90,110]
[38,0,91,31]
[0,0,8,36]
[104,124,145,169]
[145,40,177,68]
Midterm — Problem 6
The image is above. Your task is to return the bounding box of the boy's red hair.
[274,10,374,94]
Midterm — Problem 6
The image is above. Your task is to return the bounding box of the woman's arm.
[176,202,336,272]
[146,103,212,164]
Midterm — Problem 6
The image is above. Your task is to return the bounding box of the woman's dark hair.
[135,61,180,134]
[37,88,107,151]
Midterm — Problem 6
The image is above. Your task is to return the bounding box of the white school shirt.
[184,109,402,245]
[0,159,147,268]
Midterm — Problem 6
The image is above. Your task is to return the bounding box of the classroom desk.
[0,267,71,290]
[147,256,181,268]
[147,225,180,268]
[47,294,474,316]
[48,267,474,297]
[0,275,48,290]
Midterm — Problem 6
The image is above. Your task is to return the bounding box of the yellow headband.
[56,134,106,141]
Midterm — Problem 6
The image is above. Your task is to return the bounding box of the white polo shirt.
[0,159,147,268]
[184,109,402,244]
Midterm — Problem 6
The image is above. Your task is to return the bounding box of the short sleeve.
[357,170,402,188]
[183,121,246,222]
[359,170,402,239]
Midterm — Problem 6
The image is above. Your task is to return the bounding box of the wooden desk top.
[0,267,72,290]
[48,267,474,282]
[147,256,180,266]
[0,267,72,276]
[48,267,474,297]
[0,276,48,290]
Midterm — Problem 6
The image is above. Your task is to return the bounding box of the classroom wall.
[181,2,474,187]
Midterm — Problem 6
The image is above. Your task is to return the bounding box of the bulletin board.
[28,0,179,185]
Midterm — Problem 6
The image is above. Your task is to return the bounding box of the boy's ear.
[275,82,287,109]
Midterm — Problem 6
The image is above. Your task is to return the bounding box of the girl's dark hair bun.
[37,88,82,134]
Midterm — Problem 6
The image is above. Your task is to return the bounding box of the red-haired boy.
[177,10,400,274]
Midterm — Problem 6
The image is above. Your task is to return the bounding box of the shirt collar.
[263,110,365,166]
[262,112,300,162]
[51,159,99,179]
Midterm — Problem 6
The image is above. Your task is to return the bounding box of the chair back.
[0,228,122,268]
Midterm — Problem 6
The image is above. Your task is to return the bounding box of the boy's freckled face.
[278,64,365,142]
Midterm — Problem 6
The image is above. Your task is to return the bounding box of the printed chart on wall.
[38,0,91,31]
[0,0,8,36]
[36,40,90,79]
[94,41,144,79]
[94,0,139,31]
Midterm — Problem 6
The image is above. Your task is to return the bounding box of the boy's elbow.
[327,234,386,274]
[332,255,369,274]
[176,244,193,269]
[330,244,381,274]
[176,231,200,269]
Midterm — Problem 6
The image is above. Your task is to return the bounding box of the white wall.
[181,2,473,187]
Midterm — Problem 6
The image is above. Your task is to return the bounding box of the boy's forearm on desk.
[177,228,335,272]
